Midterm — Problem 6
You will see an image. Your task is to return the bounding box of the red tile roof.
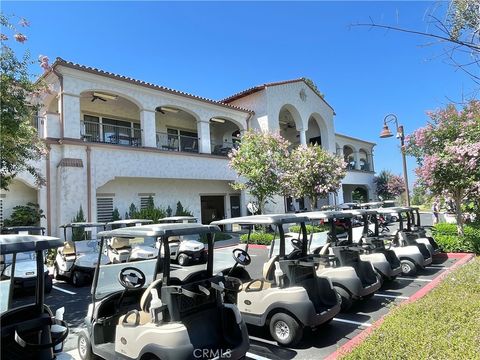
[221,78,335,113]
[48,58,254,114]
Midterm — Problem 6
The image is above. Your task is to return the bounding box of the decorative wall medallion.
[299,88,307,102]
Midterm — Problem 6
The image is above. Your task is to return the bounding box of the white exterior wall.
[0,180,38,222]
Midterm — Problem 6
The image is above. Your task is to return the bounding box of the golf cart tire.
[45,275,53,293]
[269,312,303,347]
[335,286,353,312]
[400,259,417,276]
[78,331,96,360]
[177,253,189,266]
[72,271,85,287]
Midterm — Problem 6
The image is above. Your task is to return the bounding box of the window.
[97,197,113,222]
[140,196,154,210]
[167,128,198,152]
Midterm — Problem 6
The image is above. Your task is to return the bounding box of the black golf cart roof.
[157,216,197,222]
[300,210,354,220]
[212,214,309,226]
[97,223,220,238]
[1,226,45,233]
[0,235,63,254]
[107,219,153,226]
[59,222,106,228]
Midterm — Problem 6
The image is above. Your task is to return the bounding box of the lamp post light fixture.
[379,114,411,206]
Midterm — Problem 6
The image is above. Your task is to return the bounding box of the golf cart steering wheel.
[118,267,146,290]
[231,248,251,266]
[291,238,302,251]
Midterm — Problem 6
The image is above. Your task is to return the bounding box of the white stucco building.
[1,59,376,236]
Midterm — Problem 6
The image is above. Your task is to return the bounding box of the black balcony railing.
[82,121,141,147]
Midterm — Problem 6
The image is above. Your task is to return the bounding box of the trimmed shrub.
[3,202,45,227]
[240,232,275,245]
[200,232,232,243]
[433,222,480,254]
[289,224,329,234]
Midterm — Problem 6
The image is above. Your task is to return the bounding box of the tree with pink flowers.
[281,144,346,209]
[1,14,48,190]
[406,100,480,235]
[374,170,406,201]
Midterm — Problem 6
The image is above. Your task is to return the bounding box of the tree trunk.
[310,196,318,211]
[454,194,464,237]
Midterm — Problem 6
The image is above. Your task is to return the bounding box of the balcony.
[82,121,141,147]
[211,141,237,157]
[156,132,198,153]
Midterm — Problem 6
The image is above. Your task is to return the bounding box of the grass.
[341,257,480,360]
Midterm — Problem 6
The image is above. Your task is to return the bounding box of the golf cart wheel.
[45,275,53,293]
[334,286,353,312]
[78,332,96,360]
[177,253,189,266]
[269,313,303,347]
[400,260,417,276]
[72,271,85,287]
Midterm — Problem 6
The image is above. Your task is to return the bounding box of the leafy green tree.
[111,208,121,221]
[405,100,480,235]
[229,130,290,214]
[128,203,137,219]
[131,196,166,221]
[166,205,173,217]
[374,170,406,201]
[175,201,193,216]
[0,14,46,190]
[281,144,346,209]
[3,202,44,226]
[71,206,86,241]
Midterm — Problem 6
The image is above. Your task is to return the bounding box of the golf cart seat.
[263,255,279,281]
[62,241,76,257]
[118,278,163,326]
[111,237,131,252]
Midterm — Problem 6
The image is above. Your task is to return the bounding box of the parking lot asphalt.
[12,216,456,360]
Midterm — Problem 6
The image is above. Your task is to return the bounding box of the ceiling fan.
[91,94,107,102]
[90,92,118,102]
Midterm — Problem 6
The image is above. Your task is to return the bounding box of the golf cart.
[404,207,441,255]
[157,216,207,266]
[1,234,69,360]
[360,201,383,209]
[376,208,432,276]
[300,211,382,311]
[106,219,158,262]
[212,214,341,346]
[344,209,402,281]
[1,226,52,293]
[55,223,110,287]
[77,223,249,360]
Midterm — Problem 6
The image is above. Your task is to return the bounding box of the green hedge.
[240,232,275,245]
[199,232,232,243]
[341,257,480,360]
[288,224,329,234]
[433,223,480,254]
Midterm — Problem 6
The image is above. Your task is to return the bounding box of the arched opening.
[343,145,356,170]
[352,187,368,203]
[306,116,321,146]
[210,117,242,156]
[155,106,199,152]
[0,179,39,226]
[279,105,301,146]
[80,91,141,146]
[359,149,369,171]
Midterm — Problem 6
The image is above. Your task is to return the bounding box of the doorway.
[200,196,225,224]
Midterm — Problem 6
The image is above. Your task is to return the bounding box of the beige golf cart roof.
[212,214,309,226]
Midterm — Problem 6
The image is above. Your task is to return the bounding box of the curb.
[324,252,475,360]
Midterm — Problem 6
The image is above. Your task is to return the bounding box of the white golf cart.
[212,214,341,347]
[376,208,433,276]
[1,234,69,360]
[106,219,157,262]
[157,216,207,266]
[299,211,382,311]
[404,207,441,255]
[1,226,53,293]
[77,223,249,360]
[54,223,110,287]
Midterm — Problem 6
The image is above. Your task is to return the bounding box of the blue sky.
[3,1,476,187]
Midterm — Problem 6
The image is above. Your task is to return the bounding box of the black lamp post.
[379,114,411,206]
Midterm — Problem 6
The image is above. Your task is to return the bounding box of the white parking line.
[374,293,409,300]
[332,317,372,327]
[428,264,448,268]
[52,286,76,295]
[246,352,272,360]
[397,277,433,282]
[425,266,447,270]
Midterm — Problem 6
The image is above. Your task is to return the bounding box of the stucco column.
[299,129,307,145]
[354,151,361,170]
[197,120,212,154]
[369,152,375,172]
[140,109,157,148]
[336,186,345,205]
[62,93,81,139]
